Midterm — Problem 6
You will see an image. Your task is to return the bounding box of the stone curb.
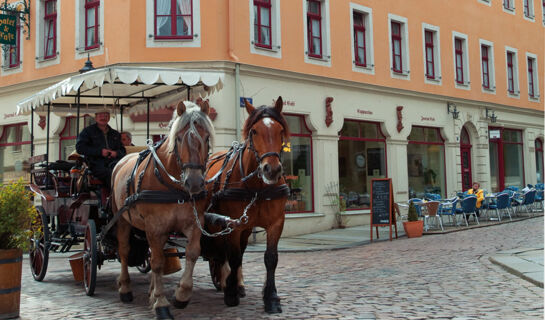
[489,255,544,288]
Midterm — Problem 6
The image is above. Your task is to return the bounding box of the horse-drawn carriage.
[20,66,290,319]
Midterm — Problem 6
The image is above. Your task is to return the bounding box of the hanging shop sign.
[0,14,17,45]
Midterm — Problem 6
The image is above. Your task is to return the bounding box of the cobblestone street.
[20,217,543,319]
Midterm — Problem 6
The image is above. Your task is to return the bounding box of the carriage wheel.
[136,249,151,274]
[29,206,49,281]
[83,219,98,296]
[209,260,222,291]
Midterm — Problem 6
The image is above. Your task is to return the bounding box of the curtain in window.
[156,0,170,35]
[46,20,55,57]
[177,0,192,35]
[260,6,270,45]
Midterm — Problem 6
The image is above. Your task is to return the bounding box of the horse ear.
[201,99,210,115]
[244,98,255,115]
[177,101,186,116]
[274,96,283,113]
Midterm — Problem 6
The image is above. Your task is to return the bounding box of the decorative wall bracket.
[325,97,333,127]
[1,0,31,40]
[38,115,45,130]
[396,106,404,133]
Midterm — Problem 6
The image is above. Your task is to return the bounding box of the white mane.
[167,101,215,153]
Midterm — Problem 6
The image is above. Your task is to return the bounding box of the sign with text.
[0,14,17,45]
[370,178,395,242]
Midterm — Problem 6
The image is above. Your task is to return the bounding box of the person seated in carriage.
[75,108,126,189]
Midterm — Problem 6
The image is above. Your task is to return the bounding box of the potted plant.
[402,202,423,238]
[0,179,36,319]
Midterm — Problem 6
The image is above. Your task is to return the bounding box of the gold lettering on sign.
[357,109,373,115]
[421,116,435,121]
[4,112,16,119]
[272,99,295,106]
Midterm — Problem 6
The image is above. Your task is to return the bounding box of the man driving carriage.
[76,108,126,188]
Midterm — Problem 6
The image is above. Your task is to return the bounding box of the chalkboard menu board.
[371,178,392,225]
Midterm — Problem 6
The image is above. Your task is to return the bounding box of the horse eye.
[251,129,257,135]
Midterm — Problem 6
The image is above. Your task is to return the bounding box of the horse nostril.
[263,163,271,173]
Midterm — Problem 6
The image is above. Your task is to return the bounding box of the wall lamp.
[447,102,459,119]
[485,108,497,123]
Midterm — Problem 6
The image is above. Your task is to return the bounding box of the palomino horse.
[111,100,214,319]
[202,96,290,313]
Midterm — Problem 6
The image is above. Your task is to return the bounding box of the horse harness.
[206,108,291,212]
[101,138,208,238]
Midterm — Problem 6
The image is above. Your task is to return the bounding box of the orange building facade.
[0,0,543,234]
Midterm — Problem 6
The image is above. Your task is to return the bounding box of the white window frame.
[302,0,331,67]
[35,0,61,68]
[479,39,496,94]
[75,0,105,60]
[505,46,520,98]
[350,3,374,75]
[145,0,201,48]
[422,23,441,85]
[542,0,545,26]
[1,15,23,76]
[478,0,492,6]
[388,14,410,80]
[249,0,281,59]
[452,31,470,90]
[523,0,535,21]
[526,52,540,102]
[503,0,516,14]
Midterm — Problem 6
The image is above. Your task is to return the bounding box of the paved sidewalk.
[489,247,544,288]
[246,224,404,252]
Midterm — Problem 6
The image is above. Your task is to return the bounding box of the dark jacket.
[76,123,126,175]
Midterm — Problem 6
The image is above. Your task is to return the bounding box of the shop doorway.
[460,127,472,191]
[488,127,524,192]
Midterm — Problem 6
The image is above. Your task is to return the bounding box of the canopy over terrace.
[16,66,225,159]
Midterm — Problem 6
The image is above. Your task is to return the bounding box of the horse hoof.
[155,306,174,320]
[264,298,282,314]
[237,286,246,298]
[119,291,133,303]
[224,293,240,307]
[173,299,189,309]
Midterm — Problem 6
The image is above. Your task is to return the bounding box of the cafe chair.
[487,193,511,221]
[513,189,536,216]
[421,201,443,231]
[438,198,459,226]
[535,190,544,211]
[456,196,478,226]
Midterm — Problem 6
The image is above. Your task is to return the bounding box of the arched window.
[407,126,445,198]
[0,123,31,183]
[283,114,313,213]
[338,120,387,210]
[536,138,544,184]
[59,116,94,160]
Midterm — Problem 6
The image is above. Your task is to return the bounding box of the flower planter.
[403,220,424,238]
[0,249,22,320]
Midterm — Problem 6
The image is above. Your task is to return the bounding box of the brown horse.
[111,100,214,319]
[202,96,290,313]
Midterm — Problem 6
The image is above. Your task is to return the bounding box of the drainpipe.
[228,0,241,142]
